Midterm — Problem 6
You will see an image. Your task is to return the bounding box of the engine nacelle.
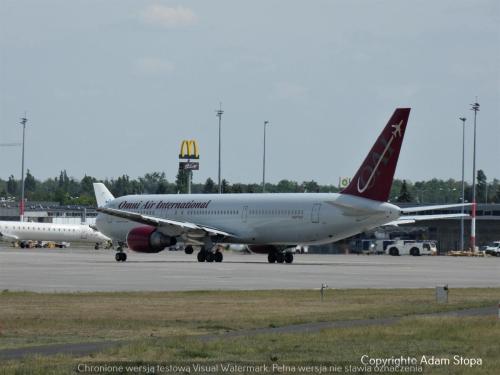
[126,226,176,253]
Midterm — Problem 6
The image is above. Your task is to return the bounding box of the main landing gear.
[115,246,127,262]
[197,247,223,263]
[268,251,294,264]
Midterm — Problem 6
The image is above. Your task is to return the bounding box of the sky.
[0,0,499,186]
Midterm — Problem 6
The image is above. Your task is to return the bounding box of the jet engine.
[126,226,176,253]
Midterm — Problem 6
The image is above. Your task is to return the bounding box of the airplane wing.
[97,207,235,238]
[0,232,19,241]
[400,203,472,213]
[386,213,469,226]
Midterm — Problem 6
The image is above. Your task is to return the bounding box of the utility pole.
[19,114,28,222]
[459,117,466,251]
[470,100,480,251]
[262,121,269,193]
[215,103,224,194]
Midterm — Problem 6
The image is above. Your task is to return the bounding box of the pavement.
[1,246,499,292]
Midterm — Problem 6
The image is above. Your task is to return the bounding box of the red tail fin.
[341,108,411,202]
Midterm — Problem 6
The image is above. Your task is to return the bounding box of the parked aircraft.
[93,108,468,263]
[0,220,111,249]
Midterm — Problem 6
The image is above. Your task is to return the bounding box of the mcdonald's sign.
[179,139,199,159]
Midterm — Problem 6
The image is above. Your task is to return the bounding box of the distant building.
[0,201,98,225]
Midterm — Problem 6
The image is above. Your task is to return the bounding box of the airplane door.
[242,206,248,223]
[311,203,321,223]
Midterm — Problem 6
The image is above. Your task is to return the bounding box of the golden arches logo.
[179,139,199,159]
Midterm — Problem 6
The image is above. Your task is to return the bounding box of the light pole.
[459,117,466,251]
[262,121,269,193]
[216,103,224,194]
[470,101,480,251]
[19,114,28,222]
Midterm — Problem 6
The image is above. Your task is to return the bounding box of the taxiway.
[1,246,499,292]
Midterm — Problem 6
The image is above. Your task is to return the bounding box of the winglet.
[341,108,411,202]
[93,183,115,207]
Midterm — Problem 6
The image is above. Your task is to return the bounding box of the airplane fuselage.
[96,192,401,246]
[0,220,111,244]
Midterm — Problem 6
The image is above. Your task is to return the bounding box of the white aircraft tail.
[93,183,114,207]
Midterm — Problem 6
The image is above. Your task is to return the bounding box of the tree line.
[1,169,499,207]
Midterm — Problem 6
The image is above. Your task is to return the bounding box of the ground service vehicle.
[484,241,500,256]
[387,240,437,256]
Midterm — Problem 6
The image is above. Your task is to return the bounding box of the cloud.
[142,5,198,28]
[134,57,175,75]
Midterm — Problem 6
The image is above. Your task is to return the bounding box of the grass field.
[1,288,499,374]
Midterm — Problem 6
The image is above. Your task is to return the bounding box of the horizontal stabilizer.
[387,213,469,226]
[400,203,472,213]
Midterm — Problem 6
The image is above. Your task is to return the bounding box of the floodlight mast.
[262,121,269,193]
[459,117,466,251]
[470,101,480,251]
[216,103,224,194]
[19,114,28,222]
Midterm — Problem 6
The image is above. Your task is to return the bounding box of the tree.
[493,185,500,203]
[277,179,299,193]
[176,169,189,194]
[24,169,37,193]
[221,179,231,194]
[203,178,216,194]
[58,170,70,190]
[231,183,245,193]
[302,180,319,193]
[476,170,487,203]
[7,175,17,196]
[397,180,412,202]
[80,175,97,195]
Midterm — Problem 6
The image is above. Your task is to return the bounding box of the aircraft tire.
[94,244,99,250]
[215,251,223,262]
[185,245,194,255]
[115,252,127,262]
[197,251,206,262]
[268,252,277,263]
[276,252,285,263]
[206,252,215,262]
[284,252,294,263]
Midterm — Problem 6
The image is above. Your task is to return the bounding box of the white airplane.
[93,108,469,263]
[0,220,111,249]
